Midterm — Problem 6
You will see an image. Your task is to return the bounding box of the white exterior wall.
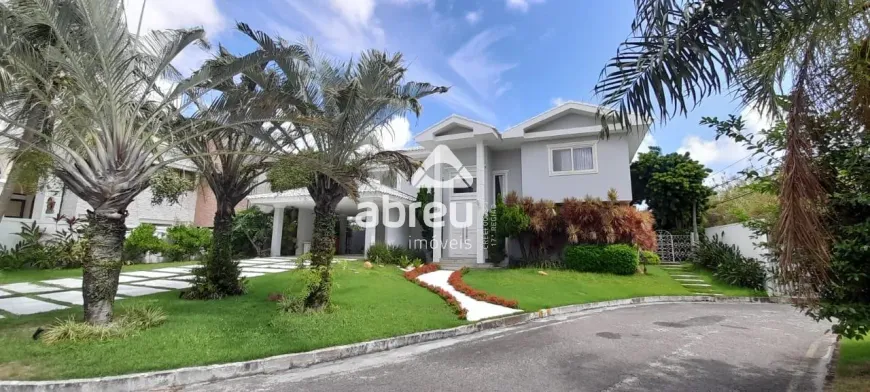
[704,223,768,261]
[70,186,197,228]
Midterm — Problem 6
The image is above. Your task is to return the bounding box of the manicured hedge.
[564,244,638,275]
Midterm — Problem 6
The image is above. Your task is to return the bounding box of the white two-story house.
[248,101,650,265]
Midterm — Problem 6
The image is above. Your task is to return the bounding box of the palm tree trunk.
[207,199,244,296]
[82,209,126,325]
[305,188,343,311]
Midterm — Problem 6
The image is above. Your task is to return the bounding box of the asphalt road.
[187,303,836,392]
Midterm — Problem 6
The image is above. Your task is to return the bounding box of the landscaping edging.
[0,296,799,392]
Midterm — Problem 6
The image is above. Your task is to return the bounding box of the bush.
[366,243,391,264]
[0,219,87,270]
[564,244,638,275]
[640,250,661,265]
[231,208,273,257]
[124,224,165,262]
[694,235,766,291]
[365,243,418,266]
[41,305,167,344]
[163,224,211,261]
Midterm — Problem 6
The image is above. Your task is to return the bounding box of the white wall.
[704,223,768,261]
[70,187,197,228]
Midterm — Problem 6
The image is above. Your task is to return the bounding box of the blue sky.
[128,0,773,186]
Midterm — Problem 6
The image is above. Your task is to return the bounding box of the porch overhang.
[247,183,417,213]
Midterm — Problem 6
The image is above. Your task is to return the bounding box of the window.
[548,142,597,175]
[452,178,477,194]
[493,171,508,203]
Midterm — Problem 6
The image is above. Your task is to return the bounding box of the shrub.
[0,220,87,270]
[564,244,638,275]
[694,236,766,291]
[231,208,273,257]
[124,224,165,262]
[366,243,392,264]
[163,224,211,261]
[41,305,167,344]
[640,250,661,265]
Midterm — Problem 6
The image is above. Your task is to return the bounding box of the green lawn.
[678,264,768,297]
[0,262,464,380]
[834,337,870,392]
[0,261,197,284]
[461,266,692,311]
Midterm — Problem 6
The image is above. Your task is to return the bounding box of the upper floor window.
[548,142,598,176]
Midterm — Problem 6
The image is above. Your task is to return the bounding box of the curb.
[0,296,795,392]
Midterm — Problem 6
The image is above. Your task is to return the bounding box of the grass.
[0,262,464,380]
[461,266,692,312]
[0,260,197,285]
[834,337,870,392]
[676,264,768,297]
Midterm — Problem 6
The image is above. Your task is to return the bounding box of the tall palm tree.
[0,0,277,324]
[175,26,309,299]
[594,0,867,300]
[0,0,79,222]
[249,36,448,310]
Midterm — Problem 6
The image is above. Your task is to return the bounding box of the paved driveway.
[188,303,835,392]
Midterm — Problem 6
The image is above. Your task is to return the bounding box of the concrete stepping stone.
[168,275,194,281]
[0,289,13,297]
[115,284,168,297]
[0,282,60,294]
[670,275,699,278]
[34,290,123,306]
[41,278,82,289]
[118,275,148,283]
[675,278,706,282]
[130,279,191,290]
[122,271,178,279]
[682,283,712,287]
[238,260,276,265]
[239,271,264,278]
[0,296,67,315]
[241,267,284,274]
[254,264,293,270]
[152,267,194,274]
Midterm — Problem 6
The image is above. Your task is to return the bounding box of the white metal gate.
[655,230,697,263]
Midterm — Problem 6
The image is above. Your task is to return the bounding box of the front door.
[448,199,477,258]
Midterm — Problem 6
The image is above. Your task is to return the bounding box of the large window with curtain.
[548,142,598,176]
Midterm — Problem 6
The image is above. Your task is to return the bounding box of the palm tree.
[594,0,867,300]
[0,0,277,324]
[175,26,309,299]
[248,36,448,310]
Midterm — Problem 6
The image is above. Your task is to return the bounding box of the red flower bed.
[448,268,519,309]
[403,263,467,320]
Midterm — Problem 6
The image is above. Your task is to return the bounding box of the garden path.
[416,270,521,322]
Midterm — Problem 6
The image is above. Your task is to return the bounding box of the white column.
[363,217,377,256]
[295,208,314,255]
[433,165,443,263]
[270,206,285,257]
[475,140,486,264]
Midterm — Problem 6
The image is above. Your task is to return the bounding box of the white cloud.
[374,116,412,150]
[284,0,386,57]
[124,0,228,75]
[465,10,483,25]
[551,97,566,106]
[447,27,516,99]
[740,105,776,135]
[677,135,747,166]
[633,133,656,162]
[506,0,545,12]
[406,65,497,123]
[327,0,376,26]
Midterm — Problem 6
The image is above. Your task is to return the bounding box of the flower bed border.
[448,267,519,309]
[404,264,468,319]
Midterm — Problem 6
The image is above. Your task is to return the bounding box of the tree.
[175,26,305,299]
[0,0,275,324]
[630,147,713,232]
[262,42,448,311]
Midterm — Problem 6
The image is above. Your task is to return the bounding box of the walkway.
[0,257,304,317]
[192,302,835,392]
[661,264,723,296]
[416,270,521,322]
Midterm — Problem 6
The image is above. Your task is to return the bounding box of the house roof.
[502,101,646,139]
[413,114,501,145]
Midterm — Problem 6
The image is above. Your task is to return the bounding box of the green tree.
[596,0,866,299]
[231,207,273,258]
[630,147,713,232]
[0,0,275,324]
[261,42,448,310]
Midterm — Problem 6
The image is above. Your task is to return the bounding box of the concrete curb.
[0,296,796,392]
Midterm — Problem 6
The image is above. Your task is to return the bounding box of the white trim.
[547,141,599,176]
[492,170,508,204]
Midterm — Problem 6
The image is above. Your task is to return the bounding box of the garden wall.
[704,223,767,261]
